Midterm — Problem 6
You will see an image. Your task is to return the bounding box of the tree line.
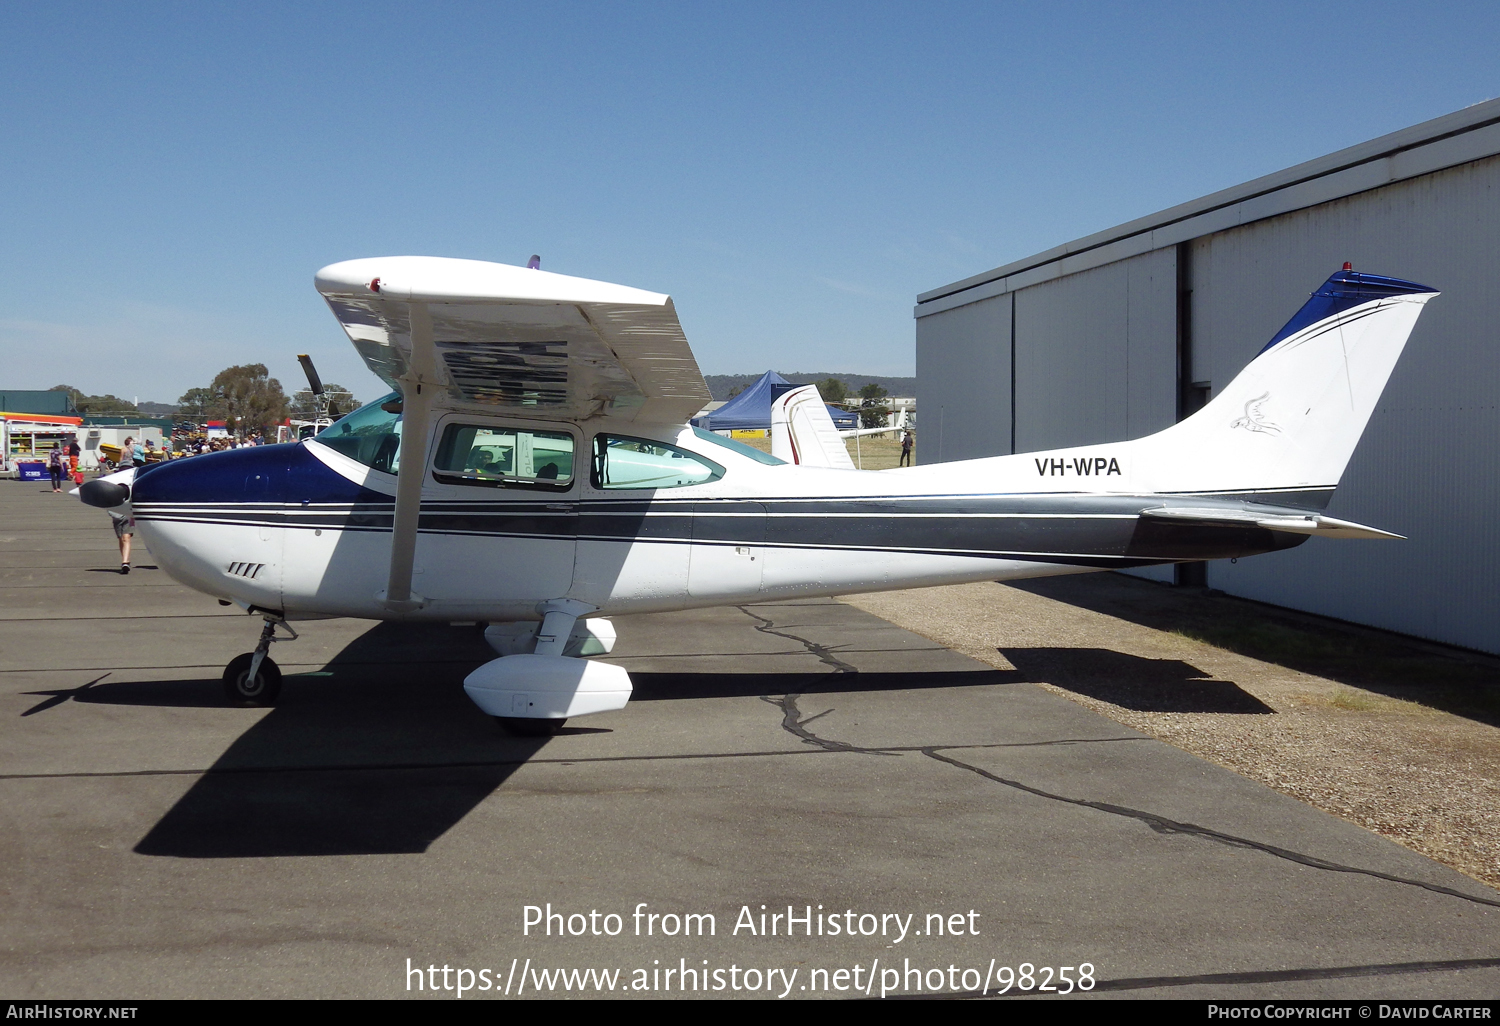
[52,365,358,439]
[817,378,891,429]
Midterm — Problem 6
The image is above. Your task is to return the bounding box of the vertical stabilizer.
[771,385,857,469]
[1132,269,1439,504]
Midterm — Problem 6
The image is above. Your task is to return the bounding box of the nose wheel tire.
[495,716,566,737]
[223,653,282,707]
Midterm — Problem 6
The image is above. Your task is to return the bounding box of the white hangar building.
[915,99,1500,654]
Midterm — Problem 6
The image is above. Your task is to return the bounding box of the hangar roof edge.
[917,97,1500,315]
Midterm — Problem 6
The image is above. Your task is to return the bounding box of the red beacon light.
[368,278,381,293]
[1343,262,1353,272]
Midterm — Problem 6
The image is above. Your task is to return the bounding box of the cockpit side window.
[591,434,725,490]
[433,423,575,491]
[314,391,403,474]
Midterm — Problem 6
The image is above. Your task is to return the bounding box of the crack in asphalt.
[737,605,859,673]
[740,605,900,755]
[745,610,1500,913]
[921,747,1500,910]
[760,692,876,755]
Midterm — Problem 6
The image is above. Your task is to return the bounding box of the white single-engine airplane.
[79,257,1437,735]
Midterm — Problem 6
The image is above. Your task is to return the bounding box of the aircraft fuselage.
[128,416,1305,624]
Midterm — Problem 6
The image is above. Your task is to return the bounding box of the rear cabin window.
[592,435,725,490]
[433,424,576,491]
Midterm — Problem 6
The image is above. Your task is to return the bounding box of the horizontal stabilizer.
[1140,506,1404,540]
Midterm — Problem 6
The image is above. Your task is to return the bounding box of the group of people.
[161,433,267,458]
[185,434,265,454]
[104,433,267,471]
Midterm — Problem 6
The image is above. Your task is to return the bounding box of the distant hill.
[137,402,180,416]
[704,373,916,401]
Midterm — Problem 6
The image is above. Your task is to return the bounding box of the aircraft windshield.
[314,392,403,474]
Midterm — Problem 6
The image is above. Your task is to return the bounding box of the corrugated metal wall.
[914,292,1012,463]
[1013,249,1178,450]
[915,249,1179,462]
[1190,155,1500,652]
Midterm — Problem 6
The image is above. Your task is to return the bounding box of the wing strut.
[381,301,438,613]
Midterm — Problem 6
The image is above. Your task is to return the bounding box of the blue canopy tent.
[692,371,857,431]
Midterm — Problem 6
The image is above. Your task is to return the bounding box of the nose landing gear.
[223,614,297,707]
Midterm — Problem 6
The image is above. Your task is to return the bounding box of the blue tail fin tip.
[1259,268,1439,354]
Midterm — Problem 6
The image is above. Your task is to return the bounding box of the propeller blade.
[296,354,325,396]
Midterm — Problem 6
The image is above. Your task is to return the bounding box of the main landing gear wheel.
[494,716,567,737]
[223,653,282,707]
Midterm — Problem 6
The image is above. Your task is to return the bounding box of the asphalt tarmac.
[2,477,1497,1000]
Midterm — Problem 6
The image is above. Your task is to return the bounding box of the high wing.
[315,256,711,426]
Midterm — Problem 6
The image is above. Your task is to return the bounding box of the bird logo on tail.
[1230,392,1281,435]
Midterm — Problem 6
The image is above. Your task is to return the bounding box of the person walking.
[47,445,65,492]
[66,437,81,483]
[109,509,135,573]
[899,429,914,467]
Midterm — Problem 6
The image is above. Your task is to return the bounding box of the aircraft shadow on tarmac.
[628,668,1016,700]
[50,623,1005,859]
[57,623,1255,858]
[117,622,538,859]
[1001,648,1273,714]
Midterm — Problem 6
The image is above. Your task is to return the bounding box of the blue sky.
[2,1,1497,405]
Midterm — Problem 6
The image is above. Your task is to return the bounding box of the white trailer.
[76,425,164,471]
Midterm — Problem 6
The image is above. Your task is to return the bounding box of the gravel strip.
[843,575,1500,889]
